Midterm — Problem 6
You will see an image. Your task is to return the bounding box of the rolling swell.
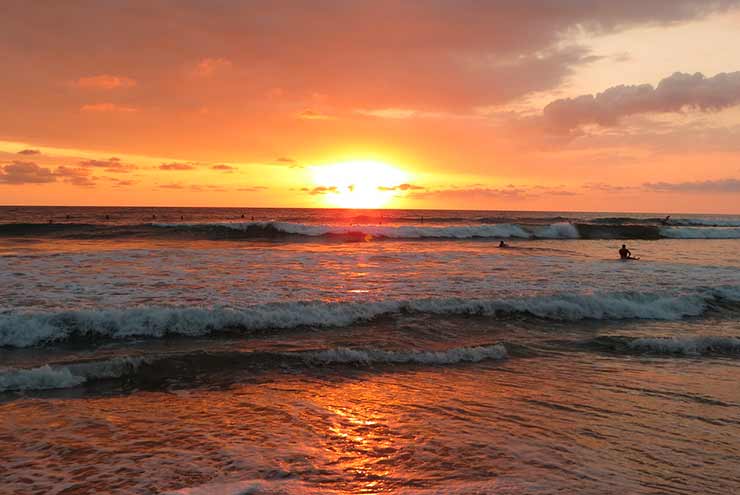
[0,344,508,392]
[2,220,740,240]
[582,335,740,356]
[2,286,739,348]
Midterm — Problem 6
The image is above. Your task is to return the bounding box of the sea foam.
[307,344,507,365]
[0,356,145,392]
[2,287,738,348]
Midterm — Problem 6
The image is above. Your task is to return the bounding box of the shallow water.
[1,207,739,494]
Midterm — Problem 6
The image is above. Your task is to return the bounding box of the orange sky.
[1,1,740,213]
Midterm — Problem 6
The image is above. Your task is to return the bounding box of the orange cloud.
[159,162,196,170]
[75,75,137,90]
[298,110,332,120]
[194,57,232,77]
[80,103,138,113]
[544,71,740,131]
[0,161,55,184]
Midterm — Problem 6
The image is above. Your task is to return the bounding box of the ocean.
[1,206,739,494]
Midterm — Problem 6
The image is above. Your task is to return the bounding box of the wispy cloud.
[159,162,196,170]
[274,157,301,168]
[237,186,268,192]
[644,178,740,193]
[75,74,137,90]
[193,57,232,77]
[80,103,138,113]
[298,110,332,120]
[79,157,136,173]
[377,183,425,191]
[302,186,338,195]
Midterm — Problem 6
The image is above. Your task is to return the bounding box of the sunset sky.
[2,1,740,212]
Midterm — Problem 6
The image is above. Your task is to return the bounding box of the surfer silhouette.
[499,241,509,248]
[619,244,638,260]
[661,215,671,225]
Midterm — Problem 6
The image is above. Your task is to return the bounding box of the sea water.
[1,206,739,494]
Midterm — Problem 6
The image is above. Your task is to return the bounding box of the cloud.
[544,71,740,131]
[408,186,528,201]
[79,157,136,173]
[194,57,232,77]
[236,186,268,192]
[80,103,138,113]
[159,162,196,170]
[357,108,421,119]
[644,178,740,193]
[408,184,581,201]
[584,182,638,193]
[298,110,331,120]
[75,74,136,89]
[211,164,235,171]
[106,177,137,187]
[0,161,56,184]
[55,165,95,187]
[273,157,302,168]
[377,183,425,191]
[188,184,228,192]
[302,186,338,195]
[159,183,185,189]
[17,149,41,155]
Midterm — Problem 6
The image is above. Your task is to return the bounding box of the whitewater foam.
[2,287,738,348]
[531,222,580,239]
[308,344,508,365]
[0,356,145,392]
[0,345,507,392]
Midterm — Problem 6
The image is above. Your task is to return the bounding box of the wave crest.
[0,345,506,392]
[2,287,738,348]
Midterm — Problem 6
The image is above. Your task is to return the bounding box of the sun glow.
[310,160,410,208]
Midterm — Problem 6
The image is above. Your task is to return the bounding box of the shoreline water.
[1,206,739,494]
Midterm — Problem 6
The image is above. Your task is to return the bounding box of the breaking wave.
[0,344,507,392]
[0,356,145,392]
[3,220,740,240]
[2,286,739,348]
[591,217,740,227]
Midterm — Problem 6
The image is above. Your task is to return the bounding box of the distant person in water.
[619,244,639,260]
[499,241,509,248]
[661,215,671,225]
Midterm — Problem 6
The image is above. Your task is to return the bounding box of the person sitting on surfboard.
[619,244,639,260]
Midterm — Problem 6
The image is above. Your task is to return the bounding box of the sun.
[309,160,410,208]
